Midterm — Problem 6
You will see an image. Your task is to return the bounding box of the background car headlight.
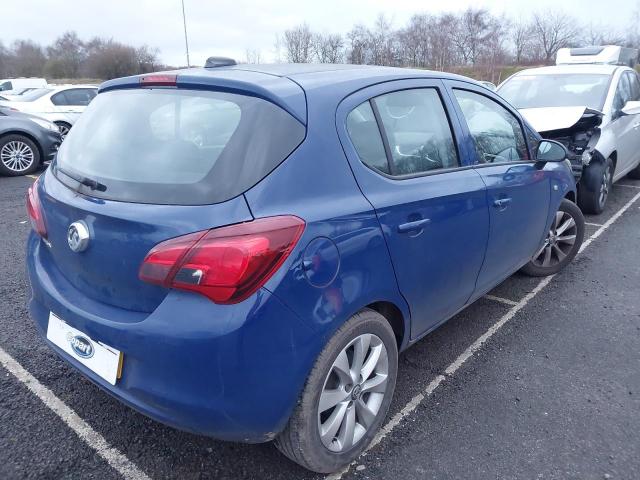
[31,117,59,132]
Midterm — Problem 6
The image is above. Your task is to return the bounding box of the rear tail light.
[26,178,47,238]
[139,216,305,304]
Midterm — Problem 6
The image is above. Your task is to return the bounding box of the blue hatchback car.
[26,61,585,472]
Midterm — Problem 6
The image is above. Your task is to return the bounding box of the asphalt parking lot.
[1,170,639,480]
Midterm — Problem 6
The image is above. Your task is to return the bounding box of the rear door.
[446,82,550,293]
[338,79,489,339]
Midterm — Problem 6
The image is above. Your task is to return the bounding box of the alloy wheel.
[0,140,35,173]
[531,209,578,268]
[599,164,612,208]
[318,333,389,453]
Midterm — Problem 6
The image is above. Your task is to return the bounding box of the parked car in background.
[479,80,497,91]
[0,85,98,140]
[498,46,640,213]
[26,62,584,473]
[0,106,61,176]
[0,77,47,92]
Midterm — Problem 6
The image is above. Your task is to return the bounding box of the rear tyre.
[521,199,585,277]
[628,161,640,180]
[275,309,398,473]
[0,134,40,176]
[577,157,613,214]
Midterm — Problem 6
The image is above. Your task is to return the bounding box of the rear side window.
[373,89,458,175]
[55,88,305,205]
[453,89,528,164]
[52,88,97,106]
[0,81,12,91]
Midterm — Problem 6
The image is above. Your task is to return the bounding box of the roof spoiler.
[204,57,237,68]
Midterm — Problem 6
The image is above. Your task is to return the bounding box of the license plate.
[46,312,122,385]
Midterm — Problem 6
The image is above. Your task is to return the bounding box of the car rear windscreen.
[54,88,305,205]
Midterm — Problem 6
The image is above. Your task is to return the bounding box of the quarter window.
[453,89,528,164]
[346,102,390,174]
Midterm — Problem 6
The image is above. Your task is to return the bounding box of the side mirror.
[536,140,568,162]
[621,100,640,116]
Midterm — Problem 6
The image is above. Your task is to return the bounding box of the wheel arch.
[0,130,44,164]
[366,301,407,351]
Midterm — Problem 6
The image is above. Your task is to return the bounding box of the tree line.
[276,8,640,82]
[0,31,163,81]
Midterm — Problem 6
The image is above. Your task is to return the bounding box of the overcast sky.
[3,0,638,66]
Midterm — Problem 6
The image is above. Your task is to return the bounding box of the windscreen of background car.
[498,74,610,110]
[17,88,53,102]
[54,88,305,205]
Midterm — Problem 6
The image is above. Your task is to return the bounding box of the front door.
[447,84,550,293]
[338,81,489,339]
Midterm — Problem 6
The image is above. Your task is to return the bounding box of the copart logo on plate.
[66,332,95,358]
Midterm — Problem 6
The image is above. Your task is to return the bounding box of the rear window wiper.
[56,166,107,192]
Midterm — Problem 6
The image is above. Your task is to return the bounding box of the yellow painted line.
[26,175,39,180]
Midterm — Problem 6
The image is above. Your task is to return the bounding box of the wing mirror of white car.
[621,100,640,116]
[536,140,568,163]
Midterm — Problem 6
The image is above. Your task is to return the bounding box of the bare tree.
[313,33,344,63]
[346,24,369,64]
[283,23,313,63]
[45,31,86,78]
[531,11,580,63]
[11,40,46,77]
[244,48,262,64]
[511,19,535,64]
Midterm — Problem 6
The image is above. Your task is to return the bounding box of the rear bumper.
[26,233,319,442]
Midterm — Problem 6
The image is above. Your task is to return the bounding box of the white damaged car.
[498,46,640,213]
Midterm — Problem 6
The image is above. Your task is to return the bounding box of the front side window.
[373,88,458,175]
[613,73,632,115]
[627,72,640,101]
[453,89,528,164]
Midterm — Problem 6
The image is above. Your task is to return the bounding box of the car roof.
[100,63,481,125]
[509,64,623,77]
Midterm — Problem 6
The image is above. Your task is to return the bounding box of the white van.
[0,78,48,92]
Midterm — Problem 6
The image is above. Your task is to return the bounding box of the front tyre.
[0,134,40,176]
[521,199,585,277]
[275,309,398,473]
[578,157,613,214]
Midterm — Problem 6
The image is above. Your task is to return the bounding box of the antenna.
[181,0,191,67]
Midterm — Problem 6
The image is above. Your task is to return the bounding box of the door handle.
[397,218,431,233]
[493,197,512,209]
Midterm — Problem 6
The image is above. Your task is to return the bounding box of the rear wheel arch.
[366,301,406,350]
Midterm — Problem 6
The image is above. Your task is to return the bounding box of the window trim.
[349,86,465,181]
[449,85,536,165]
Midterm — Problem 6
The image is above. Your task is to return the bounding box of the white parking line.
[327,190,640,480]
[585,222,603,227]
[617,183,640,189]
[0,346,151,480]
[484,294,518,306]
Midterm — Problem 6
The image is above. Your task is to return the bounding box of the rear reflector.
[139,216,305,304]
[140,74,177,87]
[26,177,47,238]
